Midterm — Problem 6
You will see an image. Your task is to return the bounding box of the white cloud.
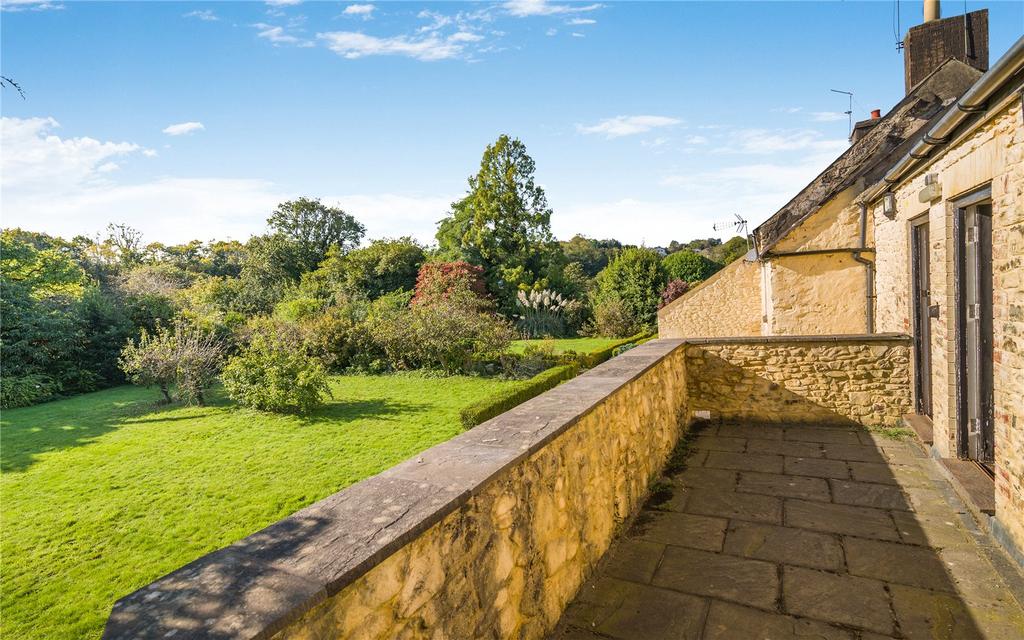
[142,149,158,158]
[318,31,464,61]
[684,135,708,145]
[1,0,63,12]
[545,28,557,36]
[811,111,847,122]
[449,31,484,43]
[183,9,218,21]
[342,3,375,18]
[641,137,668,148]
[162,121,205,136]
[265,0,301,6]
[252,22,314,47]
[1,117,139,190]
[568,18,595,25]
[504,0,601,17]
[771,106,803,114]
[577,115,681,139]
[571,32,585,38]
[719,128,846,155]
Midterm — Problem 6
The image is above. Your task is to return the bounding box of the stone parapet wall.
[685,335,912,428]
[658,258,762,338]
[103,335,914,639]
[104,340,691,640]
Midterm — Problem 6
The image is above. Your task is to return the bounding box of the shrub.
[0,374,60,409]
[119,318,224,405]
[515,289,569,338]
[588,297,642,338]
[372,291,514,374]
[411,261,487,307]
[459,363,579,429]
[659,279,691,309]
[662,250,722,283]
[273,297,324,322]
[592,247,666,332]
[221,330,331,414]
[580,330,655,368]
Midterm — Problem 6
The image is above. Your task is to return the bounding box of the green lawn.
[507,337,626,355]
[0,374,517,640]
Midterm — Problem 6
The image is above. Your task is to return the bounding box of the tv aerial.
[712,214,751,251]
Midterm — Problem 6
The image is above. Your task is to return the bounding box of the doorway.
[911,218,932,417]
[955,192,994,472]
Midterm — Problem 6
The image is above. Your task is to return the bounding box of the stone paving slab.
[550,422,1024,640]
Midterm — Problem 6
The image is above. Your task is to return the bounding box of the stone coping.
[104,333,912,639]
[679,333,910,345]
[103,339,687,639]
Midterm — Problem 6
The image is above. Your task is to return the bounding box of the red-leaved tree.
[411,261,488,306]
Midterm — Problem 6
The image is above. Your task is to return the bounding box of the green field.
[507,337,626,355]
[0,375,518,640]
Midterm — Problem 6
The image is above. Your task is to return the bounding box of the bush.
[515,289,569,338]
[662,250,722,283]
[411,261,488,307]
[592,247,666,333]
[221,330,331,414]
[588,297,642,338]
[273,297,324,322]
[371,291,514,374]
[659,279,691,309]
[119,319,224,405]
[459,363,579,429]
[0,374,60,409]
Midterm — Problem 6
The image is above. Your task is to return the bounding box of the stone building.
[660,10,1024,562]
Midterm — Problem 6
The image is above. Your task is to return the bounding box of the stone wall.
[764,253,869,335]
[104,340,691,640]
[872,97,1024,553]
[103,336,916,639]
[658,258,762,338]
[685,335,912,428]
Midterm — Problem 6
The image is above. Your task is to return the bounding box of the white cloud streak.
[577,115,681,139]
[811,111,847,122]
[252,22,314,47]
[183,9,218,21]
[162,121,205,136]
[318,31,465,60]
[504,0,601,17]
[342,3,375,18]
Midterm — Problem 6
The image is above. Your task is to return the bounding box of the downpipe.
[852,203,875,334]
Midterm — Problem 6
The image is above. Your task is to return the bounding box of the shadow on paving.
[550,421,1024,640]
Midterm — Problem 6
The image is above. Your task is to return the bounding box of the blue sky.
[2,1,1021,246]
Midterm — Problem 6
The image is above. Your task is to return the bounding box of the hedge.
[578,330,655,369]
[459,363,580,429]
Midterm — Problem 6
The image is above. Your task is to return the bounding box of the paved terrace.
[552,422,1024,640]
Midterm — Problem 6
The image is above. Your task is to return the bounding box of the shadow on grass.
[299,398,430,426]
[1,387,432,472]
[0,388,175,473]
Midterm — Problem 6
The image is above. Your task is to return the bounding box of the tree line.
[1,134,745,411]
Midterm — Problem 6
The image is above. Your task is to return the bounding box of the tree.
[592,247,667,331]
[119,319,224,405]
[662,250,723,283]
[411,261,488,307]
[105,223,145,269]
[560,235,621,277]
[709,236,749,265]
[310,237,425,300]
[267,197,365,273]
[436,135,555,306]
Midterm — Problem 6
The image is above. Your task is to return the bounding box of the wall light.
[882,192,897,219]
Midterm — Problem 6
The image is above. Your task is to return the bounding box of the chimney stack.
[903,8,988,93]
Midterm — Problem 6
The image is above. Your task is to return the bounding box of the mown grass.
[507,337,625,355]
[0,374,518,640]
